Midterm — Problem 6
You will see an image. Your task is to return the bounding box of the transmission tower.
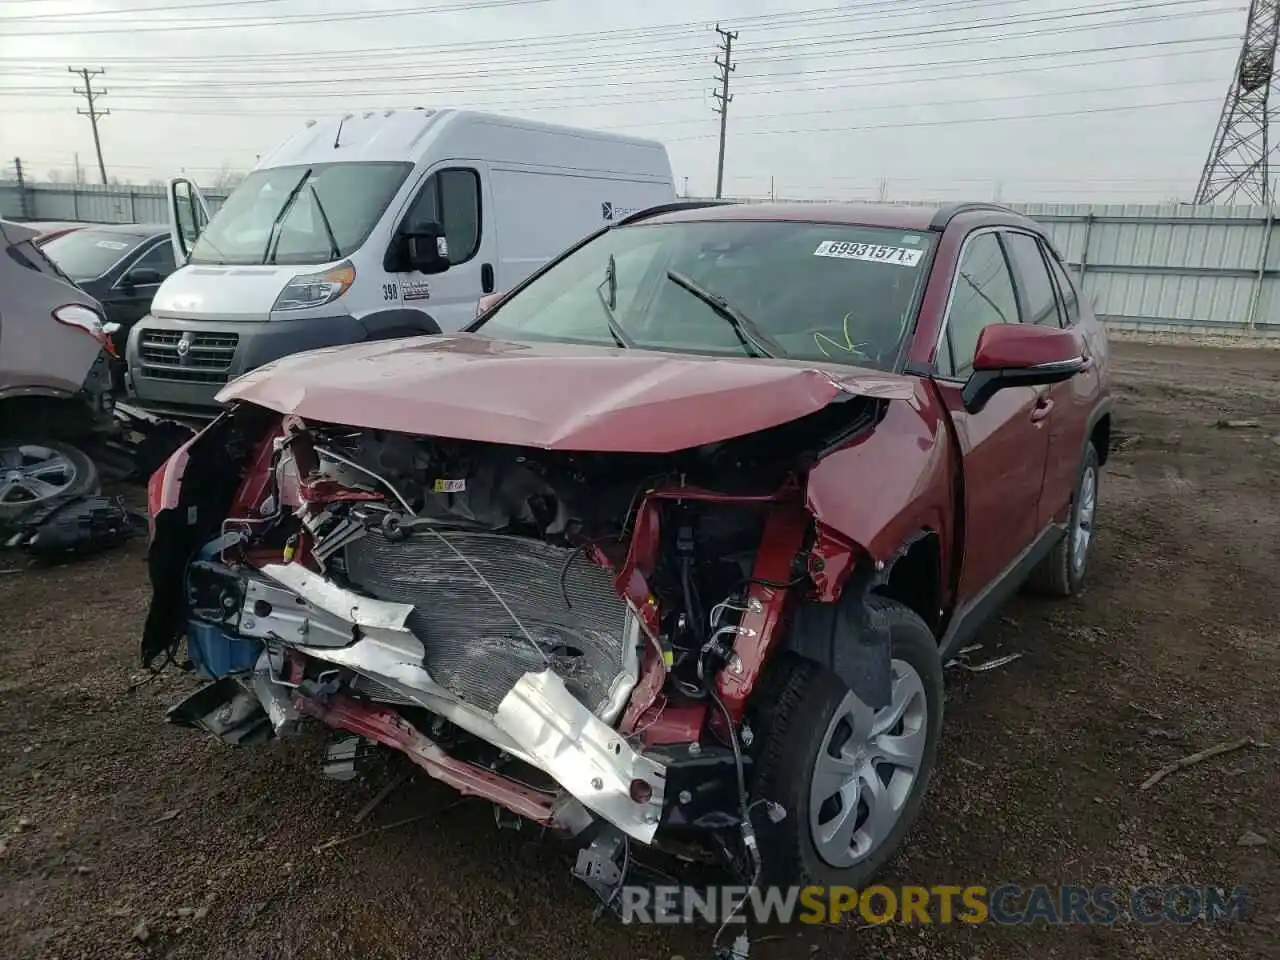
[1195,0,1280,205]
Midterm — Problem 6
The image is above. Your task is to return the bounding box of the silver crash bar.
[243,561,666,844]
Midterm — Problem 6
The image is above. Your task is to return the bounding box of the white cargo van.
[124,108,676,417]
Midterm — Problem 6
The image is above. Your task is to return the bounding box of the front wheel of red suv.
[749,596,943,889]
[1028,442,1100,598]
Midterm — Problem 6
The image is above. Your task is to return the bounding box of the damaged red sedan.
[142,201,1111,912]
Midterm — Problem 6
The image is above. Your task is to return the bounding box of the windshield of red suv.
[476,219,936,370]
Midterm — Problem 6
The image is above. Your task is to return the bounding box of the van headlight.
[273,261,356,311]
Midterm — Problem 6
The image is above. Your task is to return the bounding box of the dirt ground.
[1,341,1277,960]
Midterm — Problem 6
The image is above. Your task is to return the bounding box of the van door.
[390,163,495,333]
[166,177,211,265]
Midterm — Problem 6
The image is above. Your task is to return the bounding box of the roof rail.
[617,199,736,226]
[928,202,1021,230]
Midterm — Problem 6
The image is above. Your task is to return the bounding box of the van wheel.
[0,440,100,524]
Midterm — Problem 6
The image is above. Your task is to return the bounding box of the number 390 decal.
[382,283,398,301]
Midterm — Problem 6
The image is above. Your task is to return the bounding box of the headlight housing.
[272,261,356,312]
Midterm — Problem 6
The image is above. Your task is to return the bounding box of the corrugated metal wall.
[1008,203,1276,335]
[2,181,1277,334]
[0,181,227,225]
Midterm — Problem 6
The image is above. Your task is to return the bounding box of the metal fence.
[0,180,227,225]
[2,180,1277,336]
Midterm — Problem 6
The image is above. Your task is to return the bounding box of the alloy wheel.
[0,444,80,506]
[809,658,928,868]
[1072,464,1098,574]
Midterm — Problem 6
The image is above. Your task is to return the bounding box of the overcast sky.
[0,0,1250,202]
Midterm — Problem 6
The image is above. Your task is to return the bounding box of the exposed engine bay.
[141,393,885,947]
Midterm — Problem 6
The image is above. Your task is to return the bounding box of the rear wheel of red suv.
[1028,442,1100,597]
[750,596,943,889]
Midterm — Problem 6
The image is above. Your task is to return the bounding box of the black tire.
[750,596,944,888]
[0,439,100,525]
[1027,443,1100,598]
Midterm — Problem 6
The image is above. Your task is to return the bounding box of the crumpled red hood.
[217,333,915,453]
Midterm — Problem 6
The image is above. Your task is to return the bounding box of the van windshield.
[188,161,412,266]
[475,220,936,371]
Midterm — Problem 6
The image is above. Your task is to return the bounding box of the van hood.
[217,333,915,453]
[151,262,300,320]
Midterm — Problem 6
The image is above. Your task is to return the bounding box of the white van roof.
[256,108,668,170]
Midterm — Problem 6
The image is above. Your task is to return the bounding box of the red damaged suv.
[142,201,1111,912]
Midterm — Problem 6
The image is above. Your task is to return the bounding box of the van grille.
[138,329,239,384]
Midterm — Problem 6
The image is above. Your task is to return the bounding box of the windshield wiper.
[261,167,312,264]
[665,270,784,359]
[596,254,636,348]
[308,183,341,261]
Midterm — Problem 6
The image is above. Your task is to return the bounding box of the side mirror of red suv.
[962,323,1088,414]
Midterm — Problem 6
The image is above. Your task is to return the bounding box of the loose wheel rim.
[0,444,79,505]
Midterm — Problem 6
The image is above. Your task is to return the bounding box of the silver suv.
[0,219,113,522]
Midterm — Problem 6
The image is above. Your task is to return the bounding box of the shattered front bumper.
[170,559,669,844]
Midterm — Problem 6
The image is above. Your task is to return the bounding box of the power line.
[69,66,109,184]
[1,0,552,34]
[13,95,1226,176]
[0,0,996,63]
[0,31,1234,101]
[0,0,1015,39]
[665,94,1223,142]
[712,23,738,200]
[0,2,1238,100]
[0,0,1229,43]
[0,38,1236,135]
[2,0,297,17]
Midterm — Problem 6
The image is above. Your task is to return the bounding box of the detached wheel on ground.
[1028,442,1100,597]
[751,596,944,888]
[0,440,100,524]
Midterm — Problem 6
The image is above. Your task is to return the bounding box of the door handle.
[1031,396,1054,422]
[481,262,495,294]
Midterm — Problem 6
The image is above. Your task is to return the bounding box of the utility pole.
[70,66,109,185]
[14,157,31,220]
[712,24,738,200]
[74,152,83,185]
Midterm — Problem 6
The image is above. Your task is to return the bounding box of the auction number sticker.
[813,240,923,267]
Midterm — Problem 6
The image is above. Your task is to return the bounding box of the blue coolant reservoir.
[186,621,263,679]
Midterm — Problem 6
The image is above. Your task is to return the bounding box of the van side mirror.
[961,323,1089,414]
[404,221,451,275]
